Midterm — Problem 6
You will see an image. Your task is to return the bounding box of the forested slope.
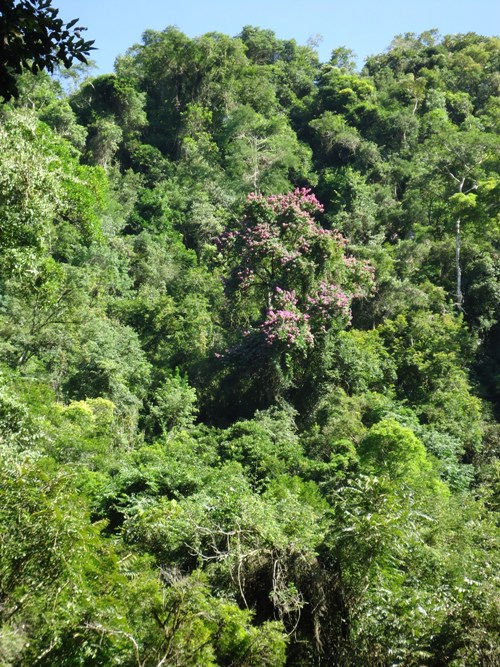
[0,25,499,666]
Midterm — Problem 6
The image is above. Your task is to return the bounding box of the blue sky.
[58,0,499,72]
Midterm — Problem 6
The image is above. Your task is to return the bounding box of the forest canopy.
[0,18,499,667]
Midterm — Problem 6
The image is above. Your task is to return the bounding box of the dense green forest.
[0,16,499,666]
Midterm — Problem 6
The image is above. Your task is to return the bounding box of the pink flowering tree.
[259,287,314,351]
[216,188,374,401]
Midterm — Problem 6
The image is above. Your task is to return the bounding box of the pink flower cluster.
[245,189,329,243]
[218,190,354,300]
[216,190,374,355]
[259,282,352,349]
[307,282,352,332]
[342,255,358,268]
[215,229,236,250]
[226,189,347,292]
[247,188,324,216]
[260,287,313,348]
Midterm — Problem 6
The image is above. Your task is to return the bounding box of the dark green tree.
[0,0,94,101]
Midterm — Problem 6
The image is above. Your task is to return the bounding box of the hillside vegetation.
[0,25,499,666]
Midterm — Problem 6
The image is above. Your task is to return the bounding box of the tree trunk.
[455,177,465,311]
[456,214,463,310]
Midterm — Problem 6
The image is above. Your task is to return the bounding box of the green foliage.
[0,108,105,258]
[147,370,198,436]
[221,105,312,192]
[218,407,303,485]
[62,315,151,417]
[39,98,88,150]
[324,328,396,395]
[359,419,447,496]
[379,311,483,450]
[0,23,498,667]
[0,449,127,665]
